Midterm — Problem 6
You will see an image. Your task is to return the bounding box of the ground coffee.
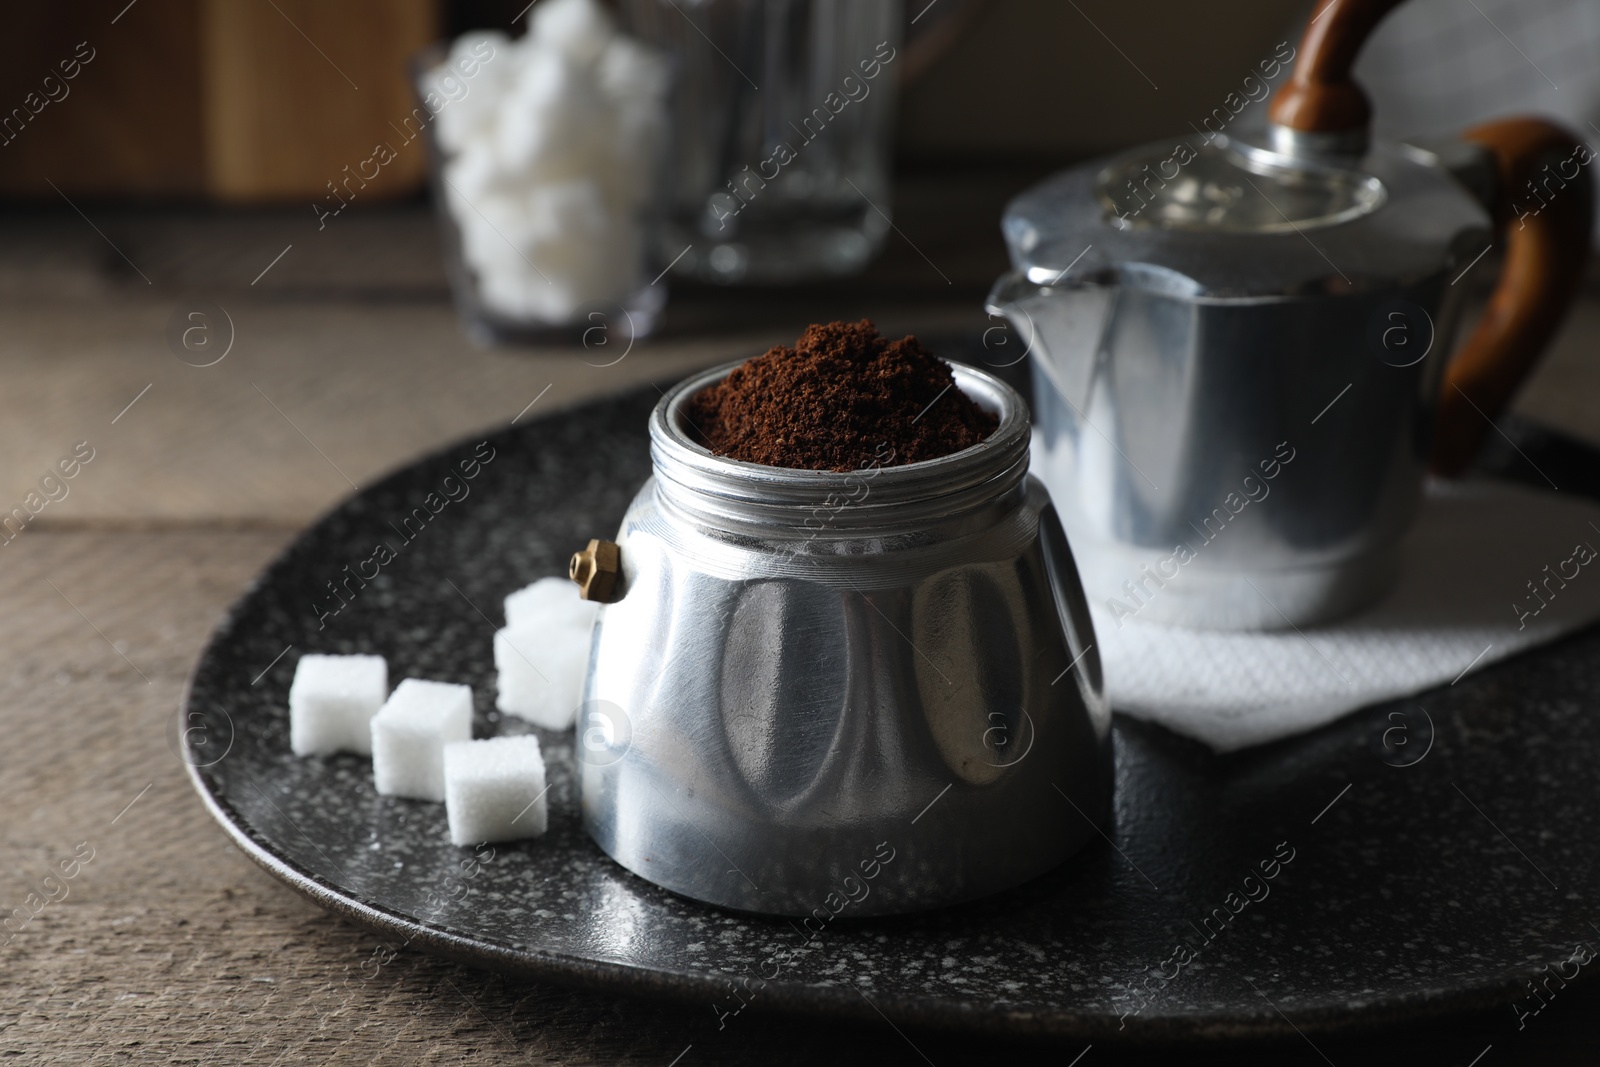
[685,320,998,471]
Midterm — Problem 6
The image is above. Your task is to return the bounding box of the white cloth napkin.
[1091,478,1600,752]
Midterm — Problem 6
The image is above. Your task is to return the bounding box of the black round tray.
[182,379,1600,1044]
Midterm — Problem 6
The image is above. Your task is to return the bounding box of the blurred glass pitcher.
[619,0,903,284]
[987,0,1593,631]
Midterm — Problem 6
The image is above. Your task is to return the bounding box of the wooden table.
[5,174,1600,1065]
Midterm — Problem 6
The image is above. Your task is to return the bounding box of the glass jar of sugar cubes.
[616,0,903,284]
[417,0,672,345]
[576,361,1113,916]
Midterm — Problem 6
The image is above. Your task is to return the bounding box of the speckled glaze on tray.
[182,370,1600,1044]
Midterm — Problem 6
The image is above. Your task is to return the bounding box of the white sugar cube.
[504,575,599,628]
[528,180,610,241]
[534,225,642,311]
[431,80,499,156]
[442,141,505,206]
[371,679,474,801]
[443,735,548,845]
[529,0,616,66]
[433,36,511,140]
[496,50,604,173]
[289,654,388,756]
[458,196,533,277]
[494,616,591,729]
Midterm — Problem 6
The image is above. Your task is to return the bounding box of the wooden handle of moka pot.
[1430,119,1595,475]
[1266,0,1406,134]
[1271,1,1594,474]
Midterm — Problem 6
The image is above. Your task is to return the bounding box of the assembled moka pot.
[988,0,1593,630]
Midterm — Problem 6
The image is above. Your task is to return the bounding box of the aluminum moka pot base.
[575,361,1113,917]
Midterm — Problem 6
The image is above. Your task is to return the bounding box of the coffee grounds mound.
[685,320,998,472]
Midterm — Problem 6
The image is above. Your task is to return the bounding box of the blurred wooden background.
[0,0,1307,202]
[0,0,437,201]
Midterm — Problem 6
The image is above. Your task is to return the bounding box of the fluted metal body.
[577,362,1112,916]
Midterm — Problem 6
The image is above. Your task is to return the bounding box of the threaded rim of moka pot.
[649,360,1032,537]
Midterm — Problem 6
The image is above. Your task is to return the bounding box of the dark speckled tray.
[182,370,1600,1045]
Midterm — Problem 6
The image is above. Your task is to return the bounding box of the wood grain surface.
[4,178,1600,1064]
